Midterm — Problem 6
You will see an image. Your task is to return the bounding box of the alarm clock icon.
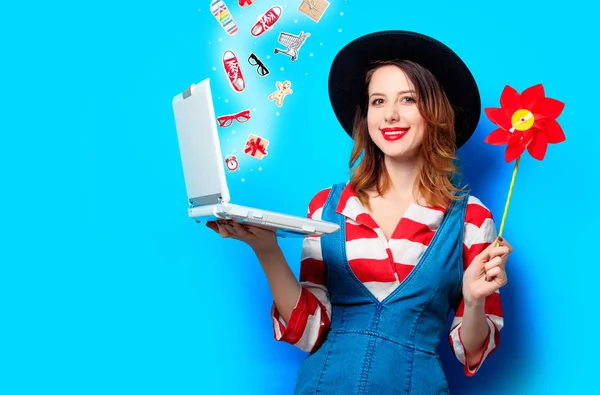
[225,155,239,172]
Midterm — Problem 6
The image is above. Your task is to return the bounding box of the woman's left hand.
[462,237,513,305]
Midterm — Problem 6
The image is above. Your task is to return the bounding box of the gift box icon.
[298,0,330,23]
[244,134,269,160]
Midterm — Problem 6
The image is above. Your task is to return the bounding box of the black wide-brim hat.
[328,30,481,148]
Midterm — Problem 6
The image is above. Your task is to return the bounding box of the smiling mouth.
[380,128,410,141]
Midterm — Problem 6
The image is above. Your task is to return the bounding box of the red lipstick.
[380,127,410,141]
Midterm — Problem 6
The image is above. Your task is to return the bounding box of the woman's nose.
[384,104,400,123]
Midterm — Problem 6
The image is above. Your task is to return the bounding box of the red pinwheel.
[484,84,565,162]
[483,84,565,243]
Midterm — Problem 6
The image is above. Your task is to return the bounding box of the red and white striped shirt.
[271,184,503,376]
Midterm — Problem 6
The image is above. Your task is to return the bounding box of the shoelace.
[226,60,238,80]
[258,11,276,31]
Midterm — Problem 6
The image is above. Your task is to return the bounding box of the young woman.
[207,30,512,394]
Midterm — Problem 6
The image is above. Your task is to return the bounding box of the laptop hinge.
[183,84,193,99]
[189,194,222,208]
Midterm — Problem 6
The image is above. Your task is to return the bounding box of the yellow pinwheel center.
[510,109,535,132]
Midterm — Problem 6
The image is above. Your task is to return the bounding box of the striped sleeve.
[448,196,503,376]
[270,188,333,353]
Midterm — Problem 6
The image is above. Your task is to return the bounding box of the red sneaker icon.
[251,6,282,37]
[222,50,245,93]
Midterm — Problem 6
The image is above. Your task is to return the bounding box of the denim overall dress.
[294,182,469,395]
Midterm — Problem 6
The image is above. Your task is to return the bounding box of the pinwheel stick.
[496,156,520,247]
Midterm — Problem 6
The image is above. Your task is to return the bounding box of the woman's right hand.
[205,219,279,253]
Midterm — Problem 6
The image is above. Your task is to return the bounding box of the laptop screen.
[172,78,230,207]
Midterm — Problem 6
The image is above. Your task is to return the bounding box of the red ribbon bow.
[244,137,267,156]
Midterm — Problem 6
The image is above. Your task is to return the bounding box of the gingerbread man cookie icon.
[268,80,293,107]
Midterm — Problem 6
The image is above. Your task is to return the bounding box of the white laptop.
[171,78,340,238]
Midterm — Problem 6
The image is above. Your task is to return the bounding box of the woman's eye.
[401,96,415,103]
[371,98,384,105]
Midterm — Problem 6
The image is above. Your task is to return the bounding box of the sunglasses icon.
[247,53,270,77]
[217,109,251,128]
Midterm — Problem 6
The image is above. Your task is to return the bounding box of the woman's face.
[367,65,426,160]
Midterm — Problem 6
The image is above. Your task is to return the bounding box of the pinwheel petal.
[484,128,510,145]
[521,84,545,110]
[500,85,521,114]
[505,142,527,162]
[527,131,549,161]
[543,118,566,144]
[533,98,565,119]
[484,108,512,130]
[507,131,524,145]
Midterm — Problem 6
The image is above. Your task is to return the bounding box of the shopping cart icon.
[274,31,311,61]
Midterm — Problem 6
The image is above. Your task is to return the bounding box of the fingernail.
[497,236,503,242]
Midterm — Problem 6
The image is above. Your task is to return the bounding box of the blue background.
[1,0,595,393]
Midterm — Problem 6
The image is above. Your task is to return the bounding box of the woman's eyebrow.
[369,90,416,98]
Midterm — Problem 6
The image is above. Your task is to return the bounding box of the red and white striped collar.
[334,182,448,227]
[334,183,380,229]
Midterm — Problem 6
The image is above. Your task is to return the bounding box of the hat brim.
[328,30,481,149]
